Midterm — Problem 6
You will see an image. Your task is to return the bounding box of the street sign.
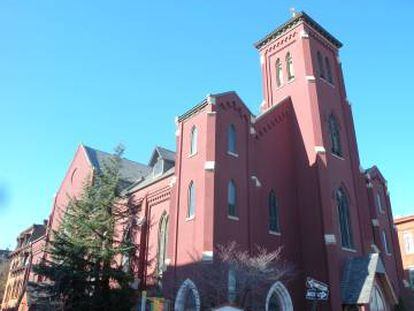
[306,288,329,301]
[306,277,328,292]
[305,277,329,301]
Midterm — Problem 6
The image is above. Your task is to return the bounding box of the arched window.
[228,180,237,217]
[174,279,201,311]
[269,191,280,233]
[325,56,333,83]
[370,284,387,311]
[336,188,354,249]
[157,212,169,275]
[276,58,283,87]
[121,226,133,273]
[190,126,198,155]
[265,281,294,311]
[187,181,196,218]
[328,114,343,157]
[286,52,295,81]
[382,230,391,255]
[227,124,237,154]
[317,51,325,79]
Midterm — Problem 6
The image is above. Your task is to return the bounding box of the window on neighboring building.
[190,126,198,156]
[228,180,237,217]
[404,232,414,254]
[382,230,391,255]
[276,58,283,87]
[325,56,333,84]
[328,114,343,157]
[157,212,169,275]
[269,190,280,233]
[286,52,295,81]
[227,124,237,154]
[336,188,354,249]
[187,181,196,218]
[317,51,325,79]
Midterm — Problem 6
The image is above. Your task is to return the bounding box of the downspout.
[138,196,148,290]
[173,121,184,279]
[246,117,252,252]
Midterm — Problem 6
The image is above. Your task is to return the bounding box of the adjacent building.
[2,11,407,311]
[395,216,414,289]
[1,224,46,311]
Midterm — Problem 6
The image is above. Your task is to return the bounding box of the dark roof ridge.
[254,11,342,50]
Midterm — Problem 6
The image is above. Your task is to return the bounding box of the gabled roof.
[254,11,342,50]
[148,146,176,167]
[83,145,151,184]
[341,253,397,305]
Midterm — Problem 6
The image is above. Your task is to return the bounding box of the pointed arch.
[269,190,280,233]
[336,187,354,249]
[275,58,283,87]
[265,281,293,311]
[286,52,295,81]
[157,211,169,274]
[174,279,201,311]
[190,126,198,156]
[328,114,343,157]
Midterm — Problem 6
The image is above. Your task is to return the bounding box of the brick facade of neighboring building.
[1,224,46,311]
[395,216,414,289]
[1,11,406,311]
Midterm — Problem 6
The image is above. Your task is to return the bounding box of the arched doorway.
[369,284,388,311]
[265,282,293,311]
[174,279,201,311]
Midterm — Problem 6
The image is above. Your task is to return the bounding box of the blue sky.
[0,1,413,249]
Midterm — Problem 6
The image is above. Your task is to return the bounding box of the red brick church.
[2,11,407,311]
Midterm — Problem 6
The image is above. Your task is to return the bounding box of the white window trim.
[227,151,239,158]
[185,216,195,222]
[227,215,239,221]
[269,230,281,236]
[342,247,357,253]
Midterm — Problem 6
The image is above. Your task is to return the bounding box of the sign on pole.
[305,277,329,302]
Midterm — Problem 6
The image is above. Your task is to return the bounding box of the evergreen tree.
[34,146,137,311]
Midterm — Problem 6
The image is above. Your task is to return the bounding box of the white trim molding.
[251,176,262,188]
[324,234,337,245]
[175,279,201,311]
[202,251,213,262]
[206,94,216,105]
[204,161,215,171]
[265,281,293,311]
[306,75,316,82]
[315,146,326,154]
[372,219,380,227]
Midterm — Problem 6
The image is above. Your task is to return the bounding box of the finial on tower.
[289,7,298,18]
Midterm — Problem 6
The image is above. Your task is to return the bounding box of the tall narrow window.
[328,114,343,157]
[190,126,198,155]
[269,191,280,233]
[382,230,391,255]
[157,212,169,274]
[275,58,283,87]
[227,124,237,154]
[409,268,414,288]
[325,56,333,83]
[187,181,196,218]
[228,180,237,217]
[336,188,354,249]
[404,232,414,254]
[286,52,295,81]
[317,51,325,79]
[376,190,384,214]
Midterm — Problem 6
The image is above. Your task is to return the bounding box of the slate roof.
[341,253,396,305]
[254,11,342,49]
[149,146,176,166]
[83,145,152,184]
